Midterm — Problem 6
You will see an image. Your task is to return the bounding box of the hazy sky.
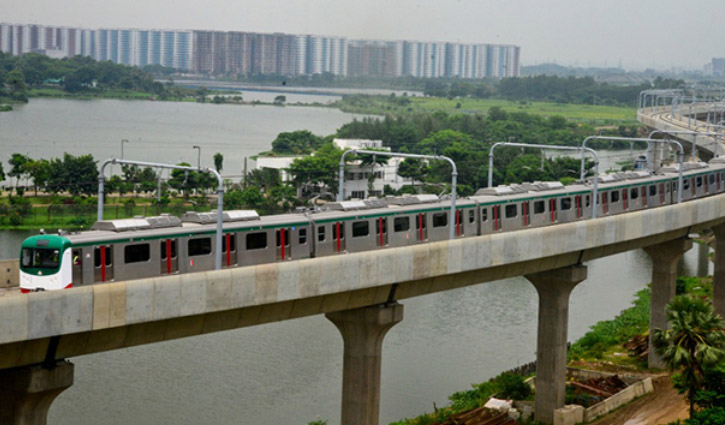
[5,0,723,70]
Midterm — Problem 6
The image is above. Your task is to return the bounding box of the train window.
[161,240,177,260]
[21,248,60,269]
[432,212,448,228]
[560,198,571,210]
[352,221,370,237]
[683,179,690,190]
[611,191,620,203]
[505,204,517,218]
[189,238,212,256]
[94,246,112,267]
[124,243,150,264]
[222,234,237,253]
[299,228,307,245]
[468,210,475,223]
[394,217,410,232]
[246,232,267,250]
[649,185,657,196]
[630,188,638,199]
[534,201,545,214]
[585,195,590,207]
[318,226,325,242]
[276,229,290,246]
[696,177,703,187]
[481,208,488,222]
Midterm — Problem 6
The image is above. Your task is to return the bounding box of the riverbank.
[333,94,638,125]
[383,277,711,425]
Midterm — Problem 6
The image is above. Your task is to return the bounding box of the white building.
[333,139,415,199]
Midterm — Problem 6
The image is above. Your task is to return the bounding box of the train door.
[276,228,290,260]
[601,191,608,215]
[454,210,464,237]
[465,208,477,236]
[333,222,346,253]
[293,226,310,259]
[640,186,647,207]
[492,205,502,231]
[222,234,237,267]
[717,173,722,192]
[72,248,83,286]
[160,239,179,274]
[548,198,558,223]
[574,196,582,219]
[94,245,113,282]
[520,201,530,226]
[622,188,628,210]
[375,217,388,247]
[415,213,428,241]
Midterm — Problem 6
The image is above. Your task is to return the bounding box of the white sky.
[4,0,724,70]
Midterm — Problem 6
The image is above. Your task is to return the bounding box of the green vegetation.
[568,288,651,362]
[654,295,725,418]
[335,94,637,124]
[390,372,532,425]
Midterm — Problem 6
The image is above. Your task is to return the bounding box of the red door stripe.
[166,239,171,274]
[281,228,286,259]
[336,222,341,253]
[226,234,231,266]
[379,218,384,246]
[100,245,106,282]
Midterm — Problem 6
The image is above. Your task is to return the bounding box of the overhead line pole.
[98,158,225,270]
[338,149,458,240]
[488,142,600,218]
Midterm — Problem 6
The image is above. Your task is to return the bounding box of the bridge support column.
[526,265,587,424]
[643,238,693,369]
[712,225,725,318]
[326,303,403,425]
[0,361,74,425]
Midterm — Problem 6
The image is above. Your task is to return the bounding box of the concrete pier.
[326,303,403,425]
[643,238,693,369]
[526,265,588,424]
[712,225,725,318]
[0,361,74,425]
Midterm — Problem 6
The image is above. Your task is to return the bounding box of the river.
[0,98,705,425]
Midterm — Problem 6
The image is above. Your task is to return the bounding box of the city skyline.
[0,22,520,79]
[3,0,723,71]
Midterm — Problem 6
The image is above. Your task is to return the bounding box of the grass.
[28,87,154,100]
[334,95,638,125]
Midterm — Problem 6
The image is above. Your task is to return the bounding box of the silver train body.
[19,159,725,291]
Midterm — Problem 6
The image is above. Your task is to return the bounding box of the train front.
[19,235,73,292]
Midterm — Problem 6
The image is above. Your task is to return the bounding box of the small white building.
[253,156,301,182]
[333,138,413,199]
[254,139,417,199]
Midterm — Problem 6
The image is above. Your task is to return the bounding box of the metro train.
[19,157,725,292]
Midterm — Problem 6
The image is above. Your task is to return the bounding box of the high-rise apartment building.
[0,22,520,78]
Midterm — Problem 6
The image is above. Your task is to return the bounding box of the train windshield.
[21,248,60,269]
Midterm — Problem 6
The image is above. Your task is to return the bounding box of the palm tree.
[653,295,725,418]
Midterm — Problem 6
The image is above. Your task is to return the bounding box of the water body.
[0,98,709,424]
[0,98,365,184]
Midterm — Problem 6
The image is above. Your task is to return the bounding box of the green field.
[335,95,637,125]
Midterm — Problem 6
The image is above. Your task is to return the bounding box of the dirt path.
[589,375,689,425]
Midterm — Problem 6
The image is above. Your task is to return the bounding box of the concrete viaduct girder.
[2,193,725,424]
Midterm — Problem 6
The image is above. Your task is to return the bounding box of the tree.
[273,95,286,105]
[26,159,51,196]
[397,158,428,189]
[5,69,27,101]
[213,153,224,173]
[8,153,31,190]
[0,160,4,182]
[168,163,199,199]
[288,143,342,196]
[46,153,99,196]
[653,295,725,418]
[271,130,324,155]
